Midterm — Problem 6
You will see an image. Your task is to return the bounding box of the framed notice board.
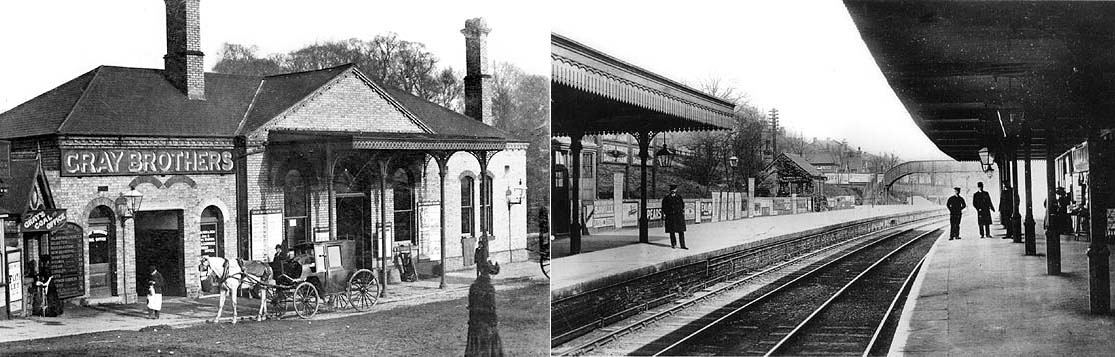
[48,223,85,300]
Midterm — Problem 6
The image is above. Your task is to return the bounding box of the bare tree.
[212,34,462,109]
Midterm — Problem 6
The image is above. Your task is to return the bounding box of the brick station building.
[0,0,526,308]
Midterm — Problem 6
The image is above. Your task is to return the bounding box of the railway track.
[650,223,943,356]
[553,218,946,356]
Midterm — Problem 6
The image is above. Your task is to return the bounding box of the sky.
[0,1,948,161]
[0,0,549,111]
[551,1,951,161]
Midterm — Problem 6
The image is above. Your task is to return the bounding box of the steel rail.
[763,224,943,356]
[862,253,929,357]
[552,211,945,347]
[555,217,944,356]
[649,218,947,357]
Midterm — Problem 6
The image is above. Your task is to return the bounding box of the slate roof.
[783,153,825,178]
[0,159,44,216]
[0,64,513,143]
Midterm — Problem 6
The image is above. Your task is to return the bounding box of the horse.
[198,256,273,323]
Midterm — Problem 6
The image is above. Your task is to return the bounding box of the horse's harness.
[201,257,264,288]
[200,258,234,286]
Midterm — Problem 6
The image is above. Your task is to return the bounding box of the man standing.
[662,184,687,249]
[973,182,995,238]
[947,187,967,240]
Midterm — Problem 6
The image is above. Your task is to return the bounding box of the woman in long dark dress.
[34,255,63,317]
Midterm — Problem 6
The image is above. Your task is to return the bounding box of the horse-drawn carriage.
[200,239,382,322]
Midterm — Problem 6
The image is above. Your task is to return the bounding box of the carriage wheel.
[293,282,320,319]
[266,285,286,318]
[541,256,550,279]
[346,269,380,311]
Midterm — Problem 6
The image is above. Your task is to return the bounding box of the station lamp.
[978,147,994,172]
[505,179,525,206]
[116,186,144,219]
[655,144,674,168]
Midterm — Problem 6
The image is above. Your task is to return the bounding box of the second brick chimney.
[164,0,205,100]
[462,18,492,126]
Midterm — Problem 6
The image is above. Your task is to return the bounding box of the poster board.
[250,211,283,261]
[48,223,85,299]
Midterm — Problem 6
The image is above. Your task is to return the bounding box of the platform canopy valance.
[552,33,735,136]
[843,0,1115,160]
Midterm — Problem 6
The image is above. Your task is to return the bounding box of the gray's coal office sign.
[62,148,234,176]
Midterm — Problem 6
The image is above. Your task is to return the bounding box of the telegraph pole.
[769,108,780,157]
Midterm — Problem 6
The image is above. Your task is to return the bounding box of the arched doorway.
[200,206,224,258]
[87,206,117,297]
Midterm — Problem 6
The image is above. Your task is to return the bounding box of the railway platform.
[552,204,940,293]
[893,217,1115,356]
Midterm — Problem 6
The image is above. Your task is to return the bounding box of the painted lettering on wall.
[61,149,234,176]
[21,209,67,232]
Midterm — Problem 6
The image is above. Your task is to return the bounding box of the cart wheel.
[541,256,550,279]
[347,269,380,311]
[266,285,286,318]
[293,282,320,319]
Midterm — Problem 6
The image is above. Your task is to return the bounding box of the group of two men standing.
[946,182,997,240]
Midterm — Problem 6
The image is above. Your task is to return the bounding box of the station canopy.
[551,33,735,136]
[844,0,1115,160]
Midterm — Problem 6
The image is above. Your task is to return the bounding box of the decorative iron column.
[568,133,583,255]
[1045,138,1061,275]
[435,154,451,289]
[636,131,653,244]
[1024,134,1037,254]
[1087,131,1111,313]
[1011,148,1023,244]
[377,157,391,297]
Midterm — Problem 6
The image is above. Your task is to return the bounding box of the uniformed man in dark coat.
[972,182,995,238]
[947,187,967,240]
[662,184,687,249]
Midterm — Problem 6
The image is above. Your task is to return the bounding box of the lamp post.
[504,180,525,262]
[114,186,142,303]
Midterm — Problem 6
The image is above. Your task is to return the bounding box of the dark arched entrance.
[87,206,117,297]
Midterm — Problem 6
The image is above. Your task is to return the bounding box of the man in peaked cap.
[662,184,687,249]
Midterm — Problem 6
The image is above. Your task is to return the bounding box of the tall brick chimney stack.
[462,18,493,126]
[164,0,205,100]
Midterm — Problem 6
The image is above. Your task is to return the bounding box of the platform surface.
[551,204,940,293]
[893,216,1115,356]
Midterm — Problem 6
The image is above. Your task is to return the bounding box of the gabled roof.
[765,153,825,179]
[0,158,52,216]
[0,64,513,144]
[239,64,354,134]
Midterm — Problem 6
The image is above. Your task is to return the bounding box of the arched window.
[461,176,474,235]
[284,169,310,248]
[200,206,224,257]
[393,169,416,243]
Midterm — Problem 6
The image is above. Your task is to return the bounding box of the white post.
[613,173,623,229]
[747,178,755,218]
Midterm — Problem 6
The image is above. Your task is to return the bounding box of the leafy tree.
[489,62,550,232]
